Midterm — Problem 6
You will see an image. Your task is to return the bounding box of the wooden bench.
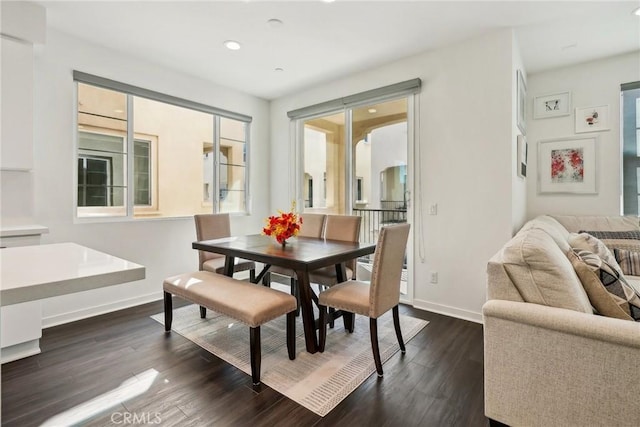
[163,271,297,385]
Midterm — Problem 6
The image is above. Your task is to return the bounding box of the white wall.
[527,52,640,218]
[31,30,270,326]
[271,29,518,322]
[511,33,528,234]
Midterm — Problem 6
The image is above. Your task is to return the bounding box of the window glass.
[621,86,640,214]
[75,79,250,218]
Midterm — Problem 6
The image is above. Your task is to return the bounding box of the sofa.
[483,215,640,426]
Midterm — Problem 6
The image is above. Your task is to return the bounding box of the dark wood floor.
[1,299,487,426]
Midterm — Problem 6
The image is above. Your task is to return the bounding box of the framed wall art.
[517,70,527,134]
[517,134,528,178]
[533,91,571,119]
[538,136,597,194]
[575,105,609,133]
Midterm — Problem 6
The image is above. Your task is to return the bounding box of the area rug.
[151,302,427,416]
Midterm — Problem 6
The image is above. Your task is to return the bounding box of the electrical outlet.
[429,204,438,215]
[430,272,438,284]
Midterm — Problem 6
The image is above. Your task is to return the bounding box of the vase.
[281,240,287,249]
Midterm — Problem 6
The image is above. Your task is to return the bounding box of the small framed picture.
[575,105,610,133]
[538,136,598,194]
[517,135,528,178]
[516,70,527,134]
[533,91,571,119]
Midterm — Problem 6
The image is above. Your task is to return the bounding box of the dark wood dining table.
[193,234,376,353]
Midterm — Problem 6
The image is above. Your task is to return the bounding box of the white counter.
[1,242,145,306]
[0,242,145,362]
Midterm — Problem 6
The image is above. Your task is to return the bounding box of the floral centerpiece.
[262,202,303,247]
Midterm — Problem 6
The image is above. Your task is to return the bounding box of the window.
[74,72,251,219]
[621,81,640,215]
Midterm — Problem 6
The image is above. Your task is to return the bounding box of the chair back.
[299,213,326,238]
[369,223,410,318]
[194,213,231,269]
[325,215,362,278]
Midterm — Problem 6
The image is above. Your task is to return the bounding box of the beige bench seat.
[163,271,297,385]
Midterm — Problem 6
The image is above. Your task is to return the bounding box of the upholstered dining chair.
[308,214,362,286]
[318,223,410,378]
[194,214,256,317]
[265,213,327,313]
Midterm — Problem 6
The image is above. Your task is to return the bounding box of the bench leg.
[250,326,261,385]
[163,291,173,332]
[199,306,206,318]
[250,268,256,283]
[286,311,296,360]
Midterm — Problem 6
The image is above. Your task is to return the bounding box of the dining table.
[192,234,376,353]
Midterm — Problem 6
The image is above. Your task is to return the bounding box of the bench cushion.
[164,271,296,328]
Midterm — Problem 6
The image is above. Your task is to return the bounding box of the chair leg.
[163,291,173,332]
[199,306,206,318]
[291,278,300,317]
[392,305,406,353]
[318,305,328,352]
[286,311,296,360]
[343,312,355,333]
[250,268,256,283]
[370,318,383,377]
[329,306,335,329]
[250,326,261,385]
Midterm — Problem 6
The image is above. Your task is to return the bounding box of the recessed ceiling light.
[368,108,377,114]
[267,18,283,28]
[223,40,241,50]
[323,0,336,3]
[114,109,124,113]
[634,6,640,16]
[275,67,284,72]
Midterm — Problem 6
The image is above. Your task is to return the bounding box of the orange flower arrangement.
[262,202,303,246]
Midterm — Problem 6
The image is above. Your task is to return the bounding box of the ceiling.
[38,1,640,100]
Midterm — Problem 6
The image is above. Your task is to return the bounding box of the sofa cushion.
[568,233,623,277]
[501,228,592,313]
[518,215,571,253]
[613,248,640,276]
[569,249,640,321]
[551,215,639,233]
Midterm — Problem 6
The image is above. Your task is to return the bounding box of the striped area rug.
[151,300,427,416]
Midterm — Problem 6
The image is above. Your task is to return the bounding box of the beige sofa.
[483,215,640,426]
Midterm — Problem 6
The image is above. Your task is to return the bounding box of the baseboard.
[42,292,163,328]
[1,339,41,364]
[412,299,483,324]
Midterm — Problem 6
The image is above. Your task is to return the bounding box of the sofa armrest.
[483,300,640,426]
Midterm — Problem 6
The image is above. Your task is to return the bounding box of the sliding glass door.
[297,96,413,302]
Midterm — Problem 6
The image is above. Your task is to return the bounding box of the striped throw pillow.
[613,248,640,276]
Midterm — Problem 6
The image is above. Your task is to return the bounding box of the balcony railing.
[353,201,407,244]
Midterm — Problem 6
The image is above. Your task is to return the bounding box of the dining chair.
[194,213,257,317]
[265,213,327,313]
[318,223,410,378]
[308,214,362,286]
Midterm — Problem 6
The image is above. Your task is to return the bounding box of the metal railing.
[353,202,407,245]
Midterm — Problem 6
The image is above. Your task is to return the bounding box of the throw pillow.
[612,248,640,276]
[578,230,640,240]
[568,233,623,277]
[600,238,640,253]
[568,249,640,321]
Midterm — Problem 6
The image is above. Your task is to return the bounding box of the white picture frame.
[517,135,528,178]
[538,136,597,194]
[575,105,610,133]
[533,91,571,119]
[516,70,527,134]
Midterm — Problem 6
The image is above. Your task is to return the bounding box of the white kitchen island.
[1,242,145,362]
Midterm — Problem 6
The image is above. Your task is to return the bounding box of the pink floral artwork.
[551,148,584,183]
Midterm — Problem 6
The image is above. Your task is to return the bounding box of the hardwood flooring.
[1,300,487,426]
